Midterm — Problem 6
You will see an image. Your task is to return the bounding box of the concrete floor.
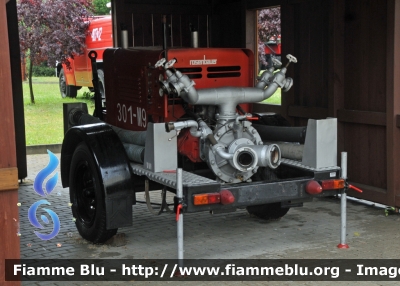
[17,154,400,285]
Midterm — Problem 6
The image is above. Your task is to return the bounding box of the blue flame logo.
[28,200,60,240]
[34,150,59,196]
[29,150,61,240]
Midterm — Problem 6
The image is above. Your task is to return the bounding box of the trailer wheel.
[69,142,117,243]
[59,69,79,98]
[246,203,290,220]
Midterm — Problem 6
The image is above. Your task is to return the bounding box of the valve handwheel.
[286,54,297,63]
[155,58,166,68]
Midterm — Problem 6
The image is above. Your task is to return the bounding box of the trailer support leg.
[176,168,184,271]
[337,152,349,249]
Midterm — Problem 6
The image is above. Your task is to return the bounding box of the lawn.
[23,77,94,145]
[260,88,281,105]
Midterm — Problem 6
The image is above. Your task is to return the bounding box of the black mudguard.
[61,123,134,229]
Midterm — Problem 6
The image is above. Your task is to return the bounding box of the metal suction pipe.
[255,69,274,89]
[165,119,213,139]
[212,144,234,160]
[249,144,281,169]
[159,69,179,96]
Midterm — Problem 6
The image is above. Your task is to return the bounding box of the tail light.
[321,179,345,190]
[193,189,235,206]
[220,189,235,204]
[193,193,220,205]
[306,180,322,194]
[306,179,346,195]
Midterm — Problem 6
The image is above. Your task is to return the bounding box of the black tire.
[59,69,68,98]
[69,143,117,243]
[59,69,79,98]
[246,203,290,220]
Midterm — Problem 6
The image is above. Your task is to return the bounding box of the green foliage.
[93,0,110,15]
[18,0,93,103]
[82,90,93,99]
[32,62,55,77]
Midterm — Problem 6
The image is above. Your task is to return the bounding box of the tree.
[18,0,93,103]
[93,0,110,15]
[258,7,281,68]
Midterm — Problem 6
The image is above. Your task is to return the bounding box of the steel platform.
[130,163,218,189]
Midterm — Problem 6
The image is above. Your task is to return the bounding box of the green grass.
[23,77,95,145]
[260,88,281,105]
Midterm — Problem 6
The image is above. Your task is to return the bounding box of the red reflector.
[306,180,322,195]
[321,179,345,190]
[193,193,221,205]
[220,189,235,205]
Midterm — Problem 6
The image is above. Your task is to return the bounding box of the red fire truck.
[56,16,112,98]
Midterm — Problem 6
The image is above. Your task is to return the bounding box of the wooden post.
[388,0,400,206]
[0,0,20,285]
[328,0,345,154]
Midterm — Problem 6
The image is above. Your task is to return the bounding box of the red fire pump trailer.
[61,46,348,244]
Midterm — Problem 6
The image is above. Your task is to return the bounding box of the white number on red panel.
[117,103,147,128]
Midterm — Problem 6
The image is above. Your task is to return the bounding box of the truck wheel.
[69,142,117,243]
[246,203,290,220]
[97,69,106,100]
[59,69,79,98]
[59,69,68,98]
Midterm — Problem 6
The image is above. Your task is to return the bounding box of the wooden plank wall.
[340,0,389,202]
[387,0,400,206]
[0,0,20,284]
[113,0,210,48]
[211,0,246,48]
[252,0,400,207]
[7,0,27,180]
[280,0,330,127]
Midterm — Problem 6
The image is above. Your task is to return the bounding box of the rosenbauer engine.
[60,47,345,244]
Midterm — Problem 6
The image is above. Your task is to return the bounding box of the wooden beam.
[386,0,400,206]
[0,0,16,169]
[337,109,386,126]
[0,190,20,285]
[252,103,282,114]
[246,0,285,10]
[0,1,20,284]
[0,168,18,192]
[328,0,345,154]
[287,105,328,119]
[280,2,296,124]
[396,114,400,128]
[288,0,316,4]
